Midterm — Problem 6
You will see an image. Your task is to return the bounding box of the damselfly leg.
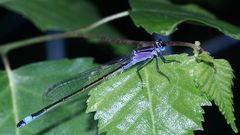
[159,53,180,64]
[154,55,170,82]
[136,58,153,88]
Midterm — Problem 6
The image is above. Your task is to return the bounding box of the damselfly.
[16,37,200,128]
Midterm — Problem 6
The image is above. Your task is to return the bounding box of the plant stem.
[0,11,129,55]
[79,11,129,33]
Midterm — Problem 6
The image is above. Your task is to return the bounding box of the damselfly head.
[155,40,166,52]
[152,32,166,52]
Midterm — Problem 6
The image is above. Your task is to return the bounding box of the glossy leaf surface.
[87,54,212,135]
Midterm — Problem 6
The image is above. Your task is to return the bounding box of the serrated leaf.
[195,52,214,64]
[186,58,237,133]
[0,58,97,135]
[129,0,240,40]
[87,54,211,135]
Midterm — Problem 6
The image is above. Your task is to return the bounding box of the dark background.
[0,0,239,134]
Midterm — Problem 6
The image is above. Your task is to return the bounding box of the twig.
[0,11,130,55]
[166,41,205,53]
[79,11,129,33]
[0,9,203,55]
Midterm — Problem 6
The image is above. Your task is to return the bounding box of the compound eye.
[160,46,166,51]
[156,40,166,51]
[154,40,161,47]
[159,40,166,47]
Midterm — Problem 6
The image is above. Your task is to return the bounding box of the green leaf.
[0,58,97,134]
[186,58,237,133]
[129,0,240,40]
[87,54,211,135]
[0,0,11,3]
[0,0,124,37]
[195,52,214,64]
[1,0,100,31]
[1,0,132,55]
